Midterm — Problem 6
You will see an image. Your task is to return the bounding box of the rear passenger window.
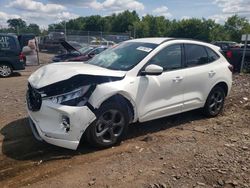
[0,36,17,51]
[185,44,208,66]
[206,47,219,62]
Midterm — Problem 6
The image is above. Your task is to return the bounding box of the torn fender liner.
[37,74,124,97]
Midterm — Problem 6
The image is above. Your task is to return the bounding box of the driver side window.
[148,44,182,71]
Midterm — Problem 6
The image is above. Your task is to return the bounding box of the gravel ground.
[0,52,249,188]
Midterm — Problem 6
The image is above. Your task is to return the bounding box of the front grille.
[26,84,42,111]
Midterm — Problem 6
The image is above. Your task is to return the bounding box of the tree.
[141,15,158,37]
[7,18,27,32]
[209,24,230,41]
[26,23,40,35]
[169,18,210,41]
[225,15,250,42]
[5,18,41,35]
[66,17,84,31]
[36,10,250,42]
[134,20,149,37]
[111,10,140,32]
[48,23,64,31]
[84,15,102,31]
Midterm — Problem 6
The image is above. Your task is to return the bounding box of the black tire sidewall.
[86,102,129,148]
[204,86,225,117]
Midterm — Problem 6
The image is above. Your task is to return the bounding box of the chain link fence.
[37,29,132,53]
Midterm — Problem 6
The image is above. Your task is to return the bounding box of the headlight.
[47,85,91,106]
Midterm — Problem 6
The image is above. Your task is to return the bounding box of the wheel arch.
[204,81,229,106]
[212,81,229,96]
[203,81,228,117]
[0,61,14,69]
[92,92,138,123]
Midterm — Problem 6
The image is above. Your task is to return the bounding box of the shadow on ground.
[0,110,205,162]
[12,72,22,77]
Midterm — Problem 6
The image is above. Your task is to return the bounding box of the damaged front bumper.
[27,100,96,150]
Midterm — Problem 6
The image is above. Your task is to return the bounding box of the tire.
[0,63,13,77]
[85,101,129,148]
[243,60,250,72]
[203,86,225,117]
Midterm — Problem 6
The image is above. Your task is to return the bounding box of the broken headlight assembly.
[46,85,91,106]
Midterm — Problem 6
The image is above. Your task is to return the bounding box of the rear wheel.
[85,102,129,148]
[0,63,13,77]
[203,86,225,117]
[243,60,250,72]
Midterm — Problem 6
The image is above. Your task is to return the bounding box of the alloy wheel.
[95,109,125,144]
[208,90,224,115]
[0,65,12,77]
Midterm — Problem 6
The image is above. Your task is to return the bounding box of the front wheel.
[85,102,129,148]
[203,86,225,117]
[0,63,13,77]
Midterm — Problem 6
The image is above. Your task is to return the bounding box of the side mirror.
[141,64,163,76]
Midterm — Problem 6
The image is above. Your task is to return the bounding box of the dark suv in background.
[0,34,25,77]
[212,41,240,51]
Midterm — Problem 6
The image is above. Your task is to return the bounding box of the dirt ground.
[0,53,249,188]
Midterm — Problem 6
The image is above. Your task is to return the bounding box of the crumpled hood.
[28,62,126,89]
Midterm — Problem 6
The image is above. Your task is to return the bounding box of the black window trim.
[138,43,184,76]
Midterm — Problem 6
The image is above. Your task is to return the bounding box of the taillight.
[226,50,232,59]
[19,52,25,62]
[228,64,233,72]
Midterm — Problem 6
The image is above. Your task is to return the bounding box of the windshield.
[79,47,94,55]
[87,42,157,71]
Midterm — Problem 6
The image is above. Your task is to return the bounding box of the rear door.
[182,43,220,111]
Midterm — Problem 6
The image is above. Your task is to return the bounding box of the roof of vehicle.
[0,33,17,37]
[127,38,220,49]
[127,37,218,45]
[128,37,173,44]
[18,33,35,37]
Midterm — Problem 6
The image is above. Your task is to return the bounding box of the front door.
[135,44,185,122]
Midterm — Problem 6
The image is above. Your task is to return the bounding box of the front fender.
[88,86,138,122]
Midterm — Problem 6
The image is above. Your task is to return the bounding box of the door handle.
[208,70,216,76]
[173,76,183,82]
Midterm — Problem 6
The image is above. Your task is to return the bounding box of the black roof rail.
[161,38,209,44]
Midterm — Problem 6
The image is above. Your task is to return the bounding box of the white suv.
[27,38,232,150]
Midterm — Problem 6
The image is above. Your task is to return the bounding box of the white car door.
[182,43,220,111]
[135,44,186,122]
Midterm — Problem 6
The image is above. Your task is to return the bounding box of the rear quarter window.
[206,47,220,62]
[0,36,17,51]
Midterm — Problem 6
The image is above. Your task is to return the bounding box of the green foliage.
[1,18,40,35]
[7,18,27,30]
[225,15,250,41]
[111,10,140,32]
[26,24,40,35]
[0,11,250,42]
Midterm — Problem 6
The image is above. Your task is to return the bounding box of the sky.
[0,0,250,29]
